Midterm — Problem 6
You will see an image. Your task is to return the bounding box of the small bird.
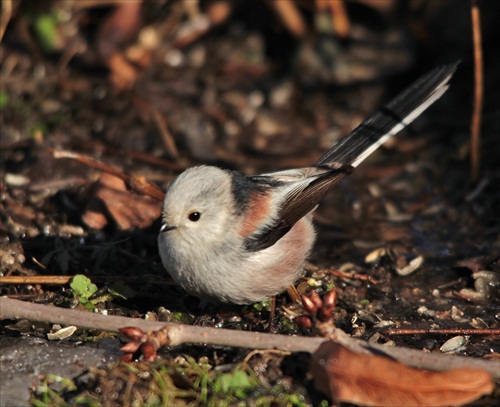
[158,64,457,304]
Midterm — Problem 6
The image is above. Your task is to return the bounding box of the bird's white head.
[160,165,236,248]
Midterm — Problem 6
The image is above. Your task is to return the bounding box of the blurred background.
[1,1,499,405]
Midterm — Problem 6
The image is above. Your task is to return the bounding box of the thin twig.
[470,0,483,182]
[51,149,165,201]
[103,147,185,171]
[385,328,500,336]
[0,275,175,285]
[0,297,498,378]
[130,94,179,159]
[327,268,378,284]
[0,276,73,285]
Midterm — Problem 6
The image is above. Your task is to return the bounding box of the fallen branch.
[1,297,498,378]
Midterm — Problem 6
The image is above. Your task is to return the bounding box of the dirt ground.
[1,1,499,406]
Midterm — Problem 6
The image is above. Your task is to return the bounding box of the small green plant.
[70,275,140,311]
[31,374,76,407]
[213,367,260,401]
[31,356,311,406]
[108,280,136,300]
[252,299,272,312]
[70,275,98,310]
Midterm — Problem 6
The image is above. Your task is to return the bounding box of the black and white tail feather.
[315,63,458,168]
[244,63,458,251]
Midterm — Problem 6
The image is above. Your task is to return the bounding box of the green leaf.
[325,283,335,291]
[214,369,258,398]
[0,91,8,109]
[109,280,136,300]
[252,299,271,312]
[33,13,59,52]
[70,275,98,301]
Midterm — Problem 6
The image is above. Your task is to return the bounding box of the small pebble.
[188,45,206,68]
[269,80,294,109]
[5,173,30,186]
[139,26,160,49]
[417,306,436,318]
[164,48,184,67]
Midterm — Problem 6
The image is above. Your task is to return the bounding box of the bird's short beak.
[160,224,177,233]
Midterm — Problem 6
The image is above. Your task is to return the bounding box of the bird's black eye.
[188,211,201,222]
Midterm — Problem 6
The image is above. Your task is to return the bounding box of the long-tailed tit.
[158,64,457,304]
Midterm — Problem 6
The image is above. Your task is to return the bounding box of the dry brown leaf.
[311,340,494,406]
[97,1,142,58]
[107,53,139,91]
[96,1,143,90]
[82,195,108,230]
[82,173,161,230]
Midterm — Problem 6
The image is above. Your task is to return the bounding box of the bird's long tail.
[315,63,458,168]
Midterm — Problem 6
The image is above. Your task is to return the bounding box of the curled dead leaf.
[83,173,161,230]
[311,340,493,406]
